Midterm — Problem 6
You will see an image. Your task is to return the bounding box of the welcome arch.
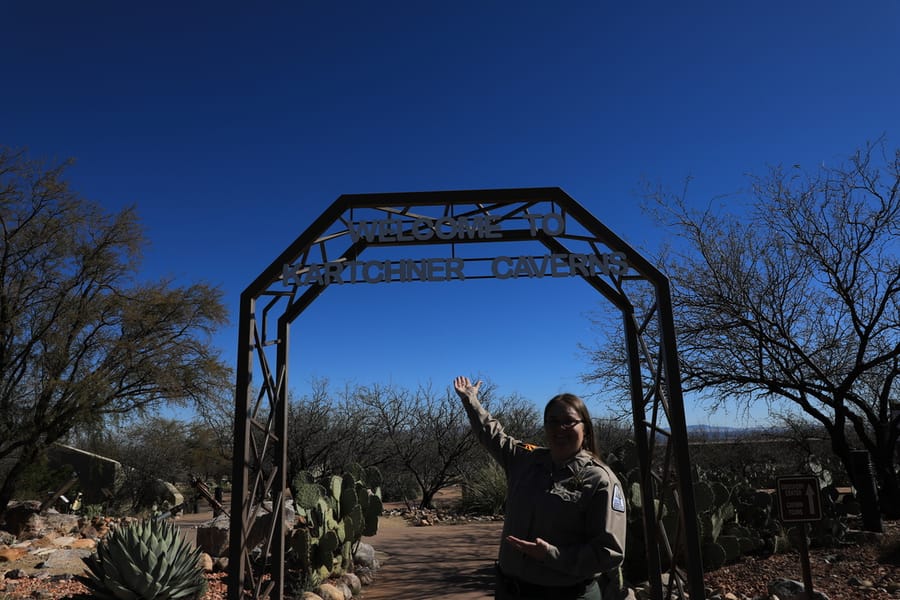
[228,188,703,600]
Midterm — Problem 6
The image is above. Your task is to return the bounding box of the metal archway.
[227,188,704,600]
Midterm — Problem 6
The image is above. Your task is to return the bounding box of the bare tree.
[357,382,479,509]
[112,417,192,509]
[286,379,391,483]
[489,391,543,441]
[593,415,633,458]
[192,389,235,469]
[589,140,900,516]
[0,148,230,515]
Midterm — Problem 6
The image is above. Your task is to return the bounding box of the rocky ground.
[1,502,898,599]
[703,519,900,599]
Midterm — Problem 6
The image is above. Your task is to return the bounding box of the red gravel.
[3,519,898,600]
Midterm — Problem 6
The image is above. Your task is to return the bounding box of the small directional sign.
[776,476,822,522]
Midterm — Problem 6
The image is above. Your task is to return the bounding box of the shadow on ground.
[361,519,503,599]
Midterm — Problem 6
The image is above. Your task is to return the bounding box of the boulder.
[196,514,230,557]
[332,580,352,599]
[70,538,96,550]
[2,502,42,538]
[245,499,296,552]
[353,542,378,570]
[314,583,345,600]
[339,572,361,595]
[38,548,92,572]
[46,444,123,505]
[768,578,830,600]
[150,480,184,509]
[197,552,214,572]
[0,547,28,562]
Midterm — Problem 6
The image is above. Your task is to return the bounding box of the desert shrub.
[378,469,419,503]
[458,461,506,515]
[6,454,75,502]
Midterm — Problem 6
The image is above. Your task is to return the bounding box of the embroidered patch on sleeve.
[516,442,538,452]
[611,483,626,513]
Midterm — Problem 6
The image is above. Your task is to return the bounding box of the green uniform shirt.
[463,395,627,587]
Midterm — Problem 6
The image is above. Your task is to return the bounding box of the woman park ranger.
[454,376,627,600]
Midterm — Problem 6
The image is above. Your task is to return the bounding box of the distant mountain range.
[685,423,772,439]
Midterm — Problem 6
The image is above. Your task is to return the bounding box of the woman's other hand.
[505,535,551,561]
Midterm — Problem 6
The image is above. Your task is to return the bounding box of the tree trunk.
[420,487,436,510]
[879,472,900,519]
[849,450,883,531]
[873,446,900,519]
[827,424,884,525]
[0,446,41,517]
[874,420,900,519]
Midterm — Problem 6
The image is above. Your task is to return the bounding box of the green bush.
[459,462,507,515]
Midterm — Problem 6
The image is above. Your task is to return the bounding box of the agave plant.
[79,518,208,600]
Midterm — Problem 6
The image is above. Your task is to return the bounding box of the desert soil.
[2,494,898,599]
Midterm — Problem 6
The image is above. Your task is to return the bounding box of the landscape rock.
[354,565,375,586]
[332,579,352,598]
[46,444,124,505]
[339,572,361,595]
[314,582,345,600]
[767,579,802,598]
[50,536,76,547]
[39,548,92,572]
[353,541,378,570]
[151,480,184,509]
[198,552,214,572]
[69,538,95,550]
[2,568,27,579]
[768,578,830,600]
[2,502,42,538]
[245,499,296,551]
[0,504,80,541]
[0,547,28,562]
[195,514,230,556]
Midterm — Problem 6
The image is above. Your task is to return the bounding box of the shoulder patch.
[611,483,626,513]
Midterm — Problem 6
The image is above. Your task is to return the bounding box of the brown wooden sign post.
[776,476,822,598]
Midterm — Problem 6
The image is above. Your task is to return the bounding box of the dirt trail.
[360,516,503,599]
[174,495,505,599]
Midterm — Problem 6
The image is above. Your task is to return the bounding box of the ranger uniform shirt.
[462,394,627,587]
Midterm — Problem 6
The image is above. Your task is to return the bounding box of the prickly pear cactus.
[286,465,383,585]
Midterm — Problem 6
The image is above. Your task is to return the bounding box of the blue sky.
[3,1,899,425]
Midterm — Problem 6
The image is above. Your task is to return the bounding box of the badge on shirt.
[611,483,626,513]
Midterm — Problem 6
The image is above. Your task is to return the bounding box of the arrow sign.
[776,476,822,522]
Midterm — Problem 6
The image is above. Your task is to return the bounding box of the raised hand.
[453,375,482,402]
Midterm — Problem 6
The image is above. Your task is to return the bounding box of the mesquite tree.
[587,140,900,517]
[0,148,230,515]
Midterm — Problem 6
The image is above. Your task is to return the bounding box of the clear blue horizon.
[3,1,898,426]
